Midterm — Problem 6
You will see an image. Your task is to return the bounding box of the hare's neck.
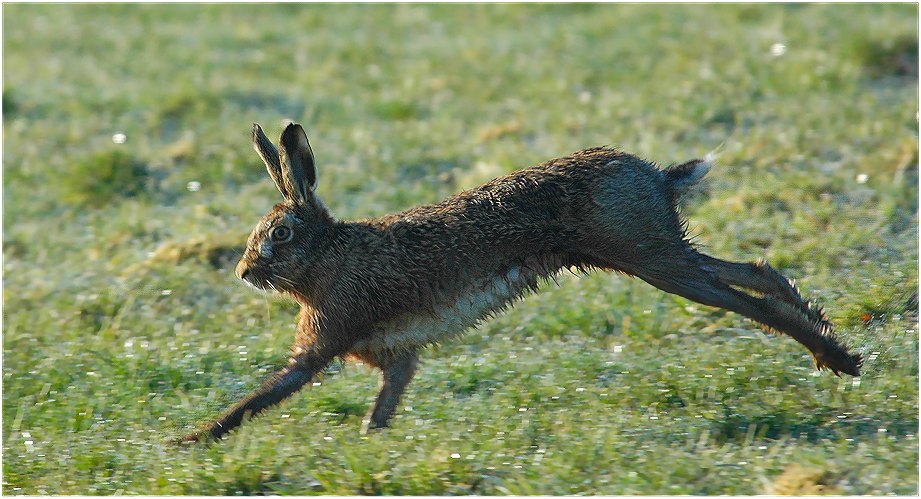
[287,224,343,308]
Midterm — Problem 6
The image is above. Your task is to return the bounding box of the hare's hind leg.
[611,248,862,376]
[698,255,811,310]
[361,351,419,434]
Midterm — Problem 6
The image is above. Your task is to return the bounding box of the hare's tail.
[663,157,711,197]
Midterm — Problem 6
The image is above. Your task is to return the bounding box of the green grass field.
[2,4,918,495]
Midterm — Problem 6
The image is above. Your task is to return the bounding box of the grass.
[2,3,918,495]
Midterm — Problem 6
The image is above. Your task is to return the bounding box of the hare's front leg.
[179,345,339,443]
[361,352,419,434]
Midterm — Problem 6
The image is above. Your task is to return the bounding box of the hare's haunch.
[179,122,861,443]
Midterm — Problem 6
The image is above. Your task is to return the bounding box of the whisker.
[262,291,271,322]
[275,275,298,287]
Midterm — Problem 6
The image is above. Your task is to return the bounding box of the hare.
[179,122,862,443]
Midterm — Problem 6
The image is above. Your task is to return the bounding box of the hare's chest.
[352,264,541,357]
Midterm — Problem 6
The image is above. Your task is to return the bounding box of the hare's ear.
[278,122,318,204]
[252,123,292,199]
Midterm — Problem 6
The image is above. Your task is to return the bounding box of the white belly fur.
[352,257,563,358]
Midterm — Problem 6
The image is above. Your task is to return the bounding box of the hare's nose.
[235,260,250,280]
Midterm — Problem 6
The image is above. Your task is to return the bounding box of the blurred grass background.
[2,3,918,495]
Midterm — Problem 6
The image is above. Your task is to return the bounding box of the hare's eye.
[271,226,292,242]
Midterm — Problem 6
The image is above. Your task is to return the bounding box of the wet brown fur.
[178,122,862,443]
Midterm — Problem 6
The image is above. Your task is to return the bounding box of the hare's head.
[236,122,334,295]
